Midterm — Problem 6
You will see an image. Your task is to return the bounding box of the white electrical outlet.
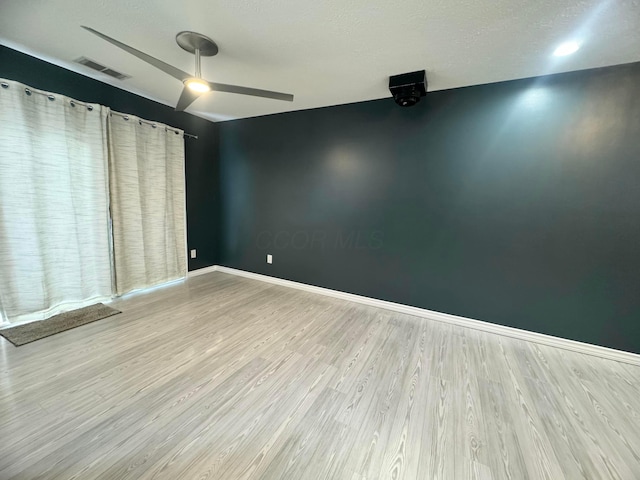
[190,249,197,259]
[267,254,273,264]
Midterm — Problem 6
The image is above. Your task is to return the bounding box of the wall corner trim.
[188,265,640,367]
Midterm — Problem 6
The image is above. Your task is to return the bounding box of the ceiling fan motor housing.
[389,70,428,107]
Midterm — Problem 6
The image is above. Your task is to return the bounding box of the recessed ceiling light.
[553,41,580,57]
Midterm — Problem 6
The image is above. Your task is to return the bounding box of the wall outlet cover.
[190,249,197,259]
[267,254,273,264]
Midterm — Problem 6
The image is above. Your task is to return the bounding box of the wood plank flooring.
[1,272,639,479]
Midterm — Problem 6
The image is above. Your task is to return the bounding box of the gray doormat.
[0,303,121,346]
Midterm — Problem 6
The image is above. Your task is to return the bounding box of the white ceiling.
[1,0,639,122]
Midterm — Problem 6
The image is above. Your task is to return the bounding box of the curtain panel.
[107,113,186,295]
[0,80,113,323]
[0,79,187,324]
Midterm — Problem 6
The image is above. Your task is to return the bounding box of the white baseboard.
[187,265,219,278]
[188,265,640,367]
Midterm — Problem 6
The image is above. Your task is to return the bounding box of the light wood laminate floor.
[1,272,639,479]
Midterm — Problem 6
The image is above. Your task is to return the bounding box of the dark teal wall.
[219,62,640,353]
[0,45,220,270]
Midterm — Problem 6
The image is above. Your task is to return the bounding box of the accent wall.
[218,62,640,353]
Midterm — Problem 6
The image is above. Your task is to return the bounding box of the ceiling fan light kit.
[184,78,211,93]
[81,26,294,112]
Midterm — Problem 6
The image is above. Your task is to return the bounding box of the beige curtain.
[0,79,113,323]
[107,113,186,295]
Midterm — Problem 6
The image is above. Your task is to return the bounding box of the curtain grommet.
[1,82,8,89]
[48,95,55,101]
[25,88,32,96]
[87,105,94,111]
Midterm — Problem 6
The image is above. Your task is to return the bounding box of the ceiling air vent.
[74,57,130,80]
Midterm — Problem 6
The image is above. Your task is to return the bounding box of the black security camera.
[389,70,428,107]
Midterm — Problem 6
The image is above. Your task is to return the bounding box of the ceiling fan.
[81,26,294,111]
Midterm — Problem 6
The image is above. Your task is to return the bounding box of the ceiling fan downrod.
[195,47,201,79]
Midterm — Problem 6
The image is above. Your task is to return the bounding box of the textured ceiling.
[1,0,639,122]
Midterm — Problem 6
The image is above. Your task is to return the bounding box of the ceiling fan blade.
[82,26,191,82]
[175,86,204,112]
[207,81,294,102]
